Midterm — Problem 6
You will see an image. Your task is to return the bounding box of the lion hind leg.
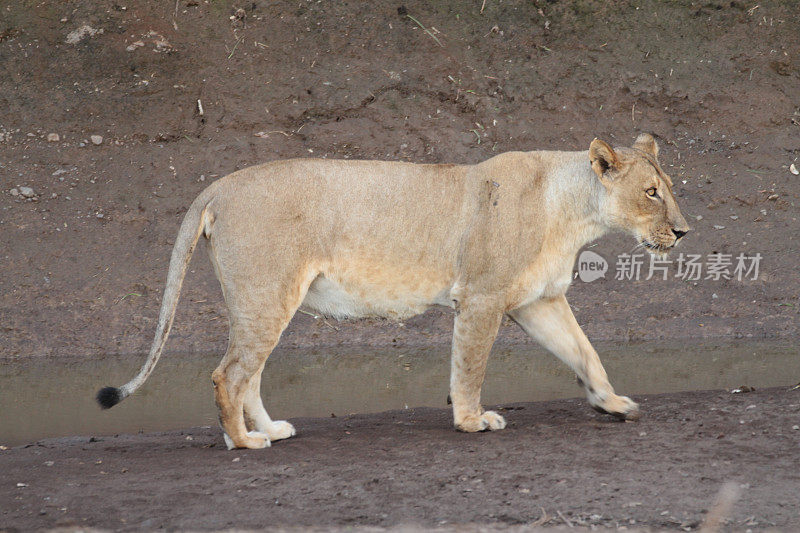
[243,370,296,442]
[213,339,273,450]
[213,267,317,450]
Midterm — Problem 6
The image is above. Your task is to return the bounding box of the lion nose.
[672,228,688,240]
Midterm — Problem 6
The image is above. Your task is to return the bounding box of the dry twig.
[406,15,443,47]
[557,510,574,528]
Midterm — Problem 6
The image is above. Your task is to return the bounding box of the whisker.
[629,242,646,254]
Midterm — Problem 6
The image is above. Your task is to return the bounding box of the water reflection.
[0,339,796,446]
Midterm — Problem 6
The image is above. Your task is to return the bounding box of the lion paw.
[266,420,296,441]
[456,410,507,432]
[223,431,272,450]
[590,394,640,421]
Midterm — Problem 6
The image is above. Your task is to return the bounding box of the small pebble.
[90,135,103,145]
[47,133,59,142]
[19,186,35,198]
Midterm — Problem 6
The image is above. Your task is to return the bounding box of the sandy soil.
[1,0,799,359]
[2,387,800,531]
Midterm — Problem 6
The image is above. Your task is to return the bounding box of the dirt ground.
[1,0,799,359]
[2,1,800,531]
[2,387,800,531]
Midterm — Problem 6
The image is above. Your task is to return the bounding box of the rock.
[19,186,35,198]
[47,133,60,142]
[65,25,103,45]
[10,188,19,196]
[90,135,103,145]
[713,225,725,230]
[790,163,799,175]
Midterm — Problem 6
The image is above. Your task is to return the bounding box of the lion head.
[589,133,690,254]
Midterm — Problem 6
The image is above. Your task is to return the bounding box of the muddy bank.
[1,0,799,358]
[1,387,799,530]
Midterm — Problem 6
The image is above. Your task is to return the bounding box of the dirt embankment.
[1,0,799,359]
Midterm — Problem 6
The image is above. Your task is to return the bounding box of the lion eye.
[646,187,658,198]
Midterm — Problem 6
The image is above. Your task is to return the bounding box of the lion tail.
[96,192,214,409]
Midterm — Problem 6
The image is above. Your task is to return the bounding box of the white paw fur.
[482,410,507,430]
[223,431,272,450]
[456,410,507,432]
[266,420,296,441]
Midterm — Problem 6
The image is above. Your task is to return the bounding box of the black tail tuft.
[96,386,123,409]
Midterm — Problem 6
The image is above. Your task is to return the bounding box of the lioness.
[97,133,689,449]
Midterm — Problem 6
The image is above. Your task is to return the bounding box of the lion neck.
[542,151,612,254]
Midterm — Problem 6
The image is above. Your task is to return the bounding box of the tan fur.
[105,133,689,449]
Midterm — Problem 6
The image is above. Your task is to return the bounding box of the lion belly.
[300,271,453,320]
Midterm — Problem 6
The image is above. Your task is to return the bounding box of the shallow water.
[1,339,797,446]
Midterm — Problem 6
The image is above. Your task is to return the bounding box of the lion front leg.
[450,297,506,432]
[508,295,639,421]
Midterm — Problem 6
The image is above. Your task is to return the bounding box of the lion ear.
[589,138,620,180]
[633,132,659,159]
